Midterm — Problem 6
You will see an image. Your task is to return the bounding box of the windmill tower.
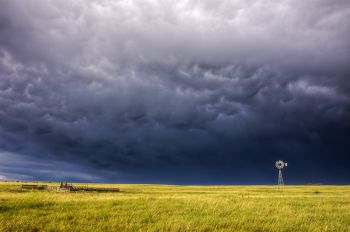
[275,160,287,187]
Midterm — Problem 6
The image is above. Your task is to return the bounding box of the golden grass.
[1,182,350,231]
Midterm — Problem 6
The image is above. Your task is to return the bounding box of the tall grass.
[1,182,350,231]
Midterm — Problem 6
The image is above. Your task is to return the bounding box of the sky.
[0,0,349,184]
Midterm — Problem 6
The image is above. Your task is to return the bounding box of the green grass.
[1,182,350,231]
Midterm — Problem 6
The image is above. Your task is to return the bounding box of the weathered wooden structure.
[22,184,48,190]
[58,182,120,192]
[21,182,120,192]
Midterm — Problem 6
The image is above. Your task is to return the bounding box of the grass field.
[0,182,350,231]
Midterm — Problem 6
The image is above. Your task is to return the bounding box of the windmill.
[275,160,287,187]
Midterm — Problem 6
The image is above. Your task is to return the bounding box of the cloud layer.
[0,0,349,183]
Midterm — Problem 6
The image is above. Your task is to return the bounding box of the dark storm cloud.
[0,0,349,183]
[0,151,106,182]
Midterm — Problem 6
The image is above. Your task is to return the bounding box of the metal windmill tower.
[275,160,287,186]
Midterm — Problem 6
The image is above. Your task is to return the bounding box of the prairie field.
[0,182,350,232]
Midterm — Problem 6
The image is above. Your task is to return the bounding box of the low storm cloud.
[0,0,349,184]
